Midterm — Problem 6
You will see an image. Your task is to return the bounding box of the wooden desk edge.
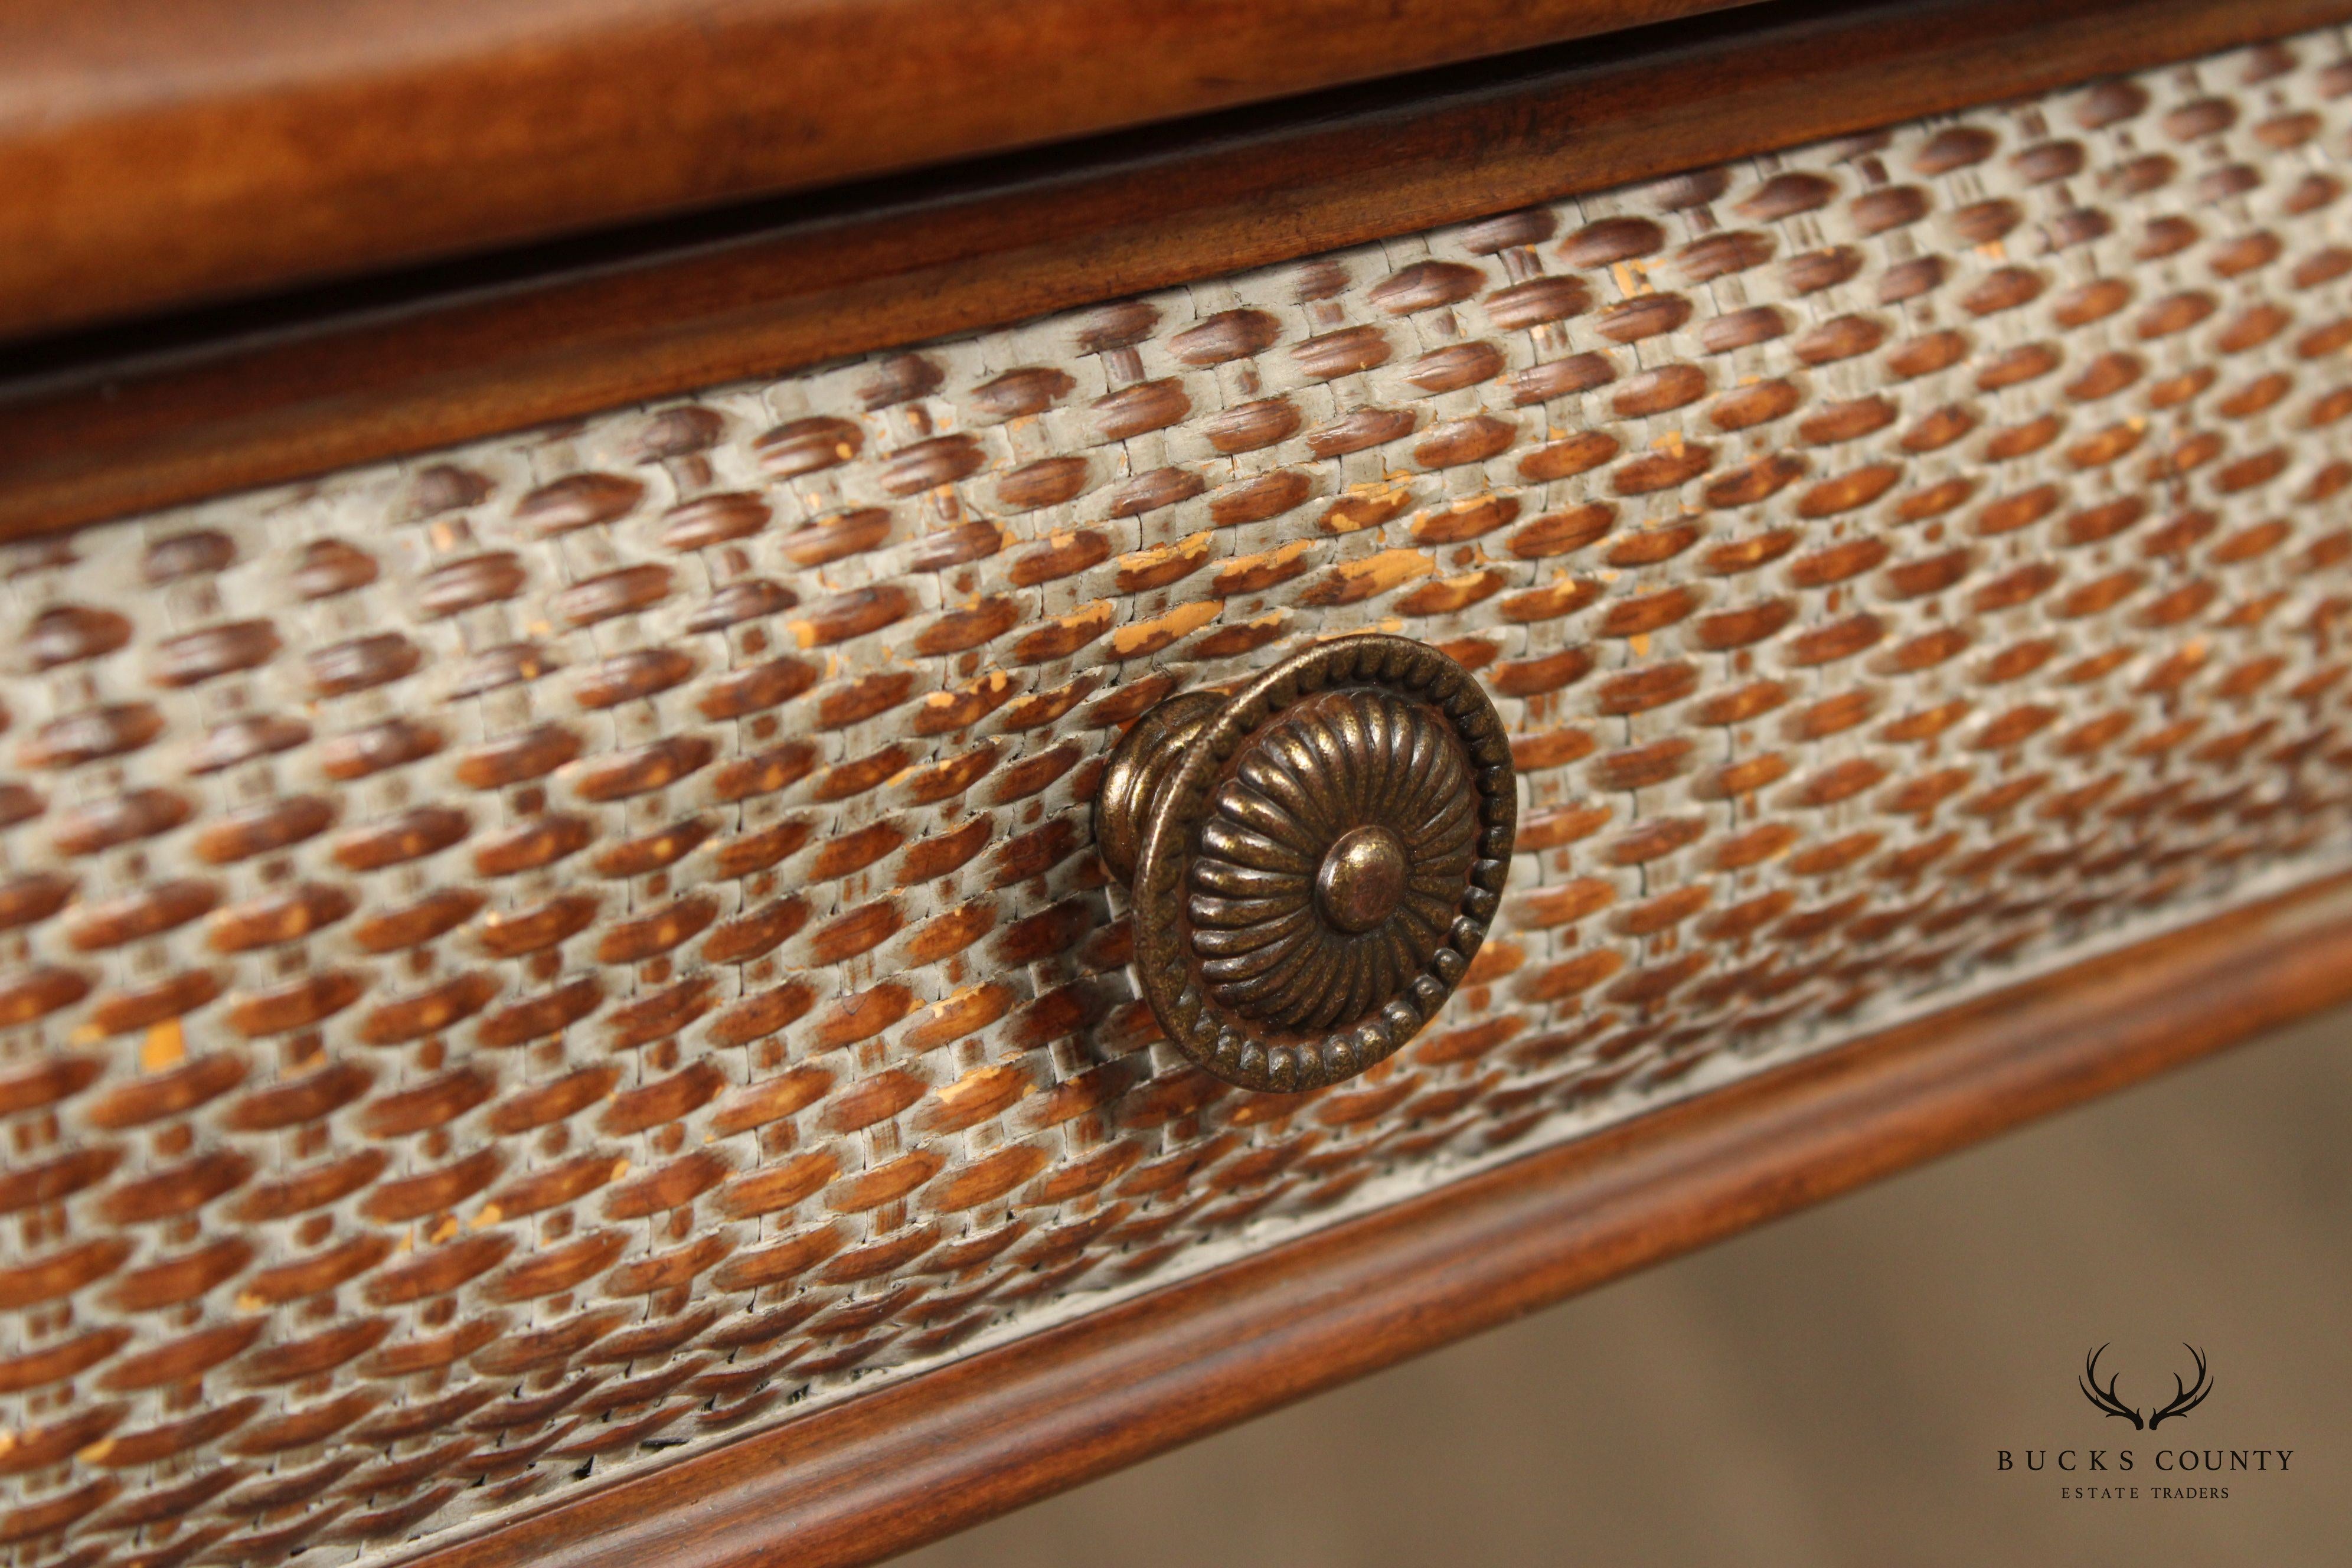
[8,0,2350,540]
[0,0,1759,343]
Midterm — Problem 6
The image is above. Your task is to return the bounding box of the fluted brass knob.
[1096,636,1516,1092]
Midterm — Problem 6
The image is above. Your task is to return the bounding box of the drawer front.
[8,30,2352,1564]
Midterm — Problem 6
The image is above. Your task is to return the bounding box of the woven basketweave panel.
[11,30,2352,1566]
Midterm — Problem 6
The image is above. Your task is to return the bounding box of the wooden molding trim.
[9,0,2351,539]
[0,0,1758,343]
[391,871,2352,1568]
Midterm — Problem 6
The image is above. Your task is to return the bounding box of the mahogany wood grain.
[0,0,1758,342]
[390,872,2352,1568]
[9,0,2351,538]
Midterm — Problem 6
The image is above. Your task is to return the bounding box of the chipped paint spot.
[1111,599,1222,657]
[140,1019,183,1072]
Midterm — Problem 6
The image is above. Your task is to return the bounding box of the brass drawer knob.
[1097,636,1517,1092]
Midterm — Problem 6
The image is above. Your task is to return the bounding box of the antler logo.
[2079,1344,2214,1430]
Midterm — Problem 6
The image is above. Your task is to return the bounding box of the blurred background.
[897,1005,2352,1567]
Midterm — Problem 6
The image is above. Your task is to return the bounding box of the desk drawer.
[8,19,2352,1568]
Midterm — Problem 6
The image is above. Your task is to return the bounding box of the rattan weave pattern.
[10,31,2352,1565]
